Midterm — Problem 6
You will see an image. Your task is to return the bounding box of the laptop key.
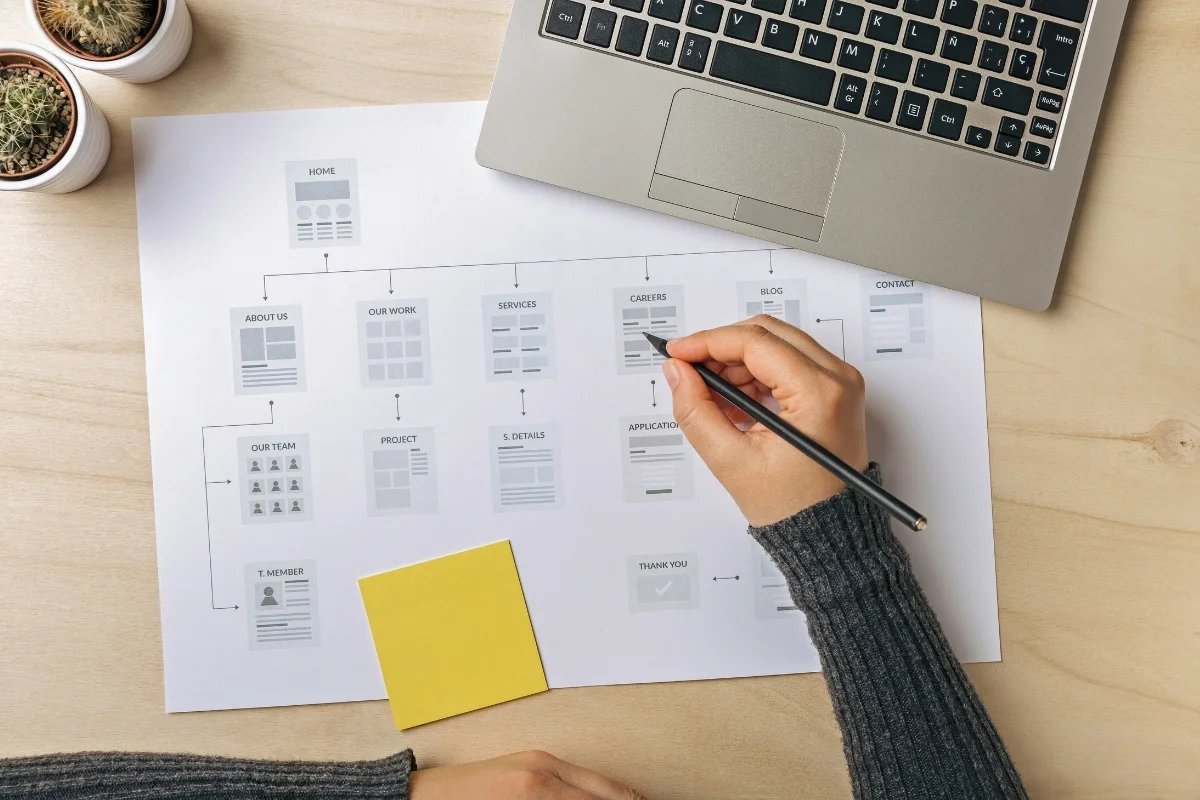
[941,0,979,29]
[1009,48,1036,79]
[751,0,788,12]
[545,0,587,38]
[866,81,899,121]
[709,41,837,104]
[951,68,982,100]
[866,10,903,44]
[649,0,688,22]
[897,90,930,129]
[678,32,713,70]
[788,0,828,23]
[724,8,762,40]
[978,4,1008,36]
[982,76,1033,113]
[903,20,940,54]
[979,39,1008,71]
[1029,116,1057,137]
[928,98,968,140]
[914,58,950,92]
[611,0,646,11]
[994,133,1021,156]
[965,125,992,148]
[829,1,866,34]
[1030,0,1086,23]
[687,0,725,32]
[838,39,876,71]
[584,7,619,46]
[763,18,801,51]
[1009,13,1036,44]
[1023,140,1050,164]
[903,0,937,19]
[941,31,978,63]
[647,24,682,62]
[800,28,838,61]
[998,116,1025,137]
[616,16,650,54]
[868,0,899,7]
[875,49,912,81]
[1037,90,1063,113]
[1038,21,1080,89]
[835,73,869,113]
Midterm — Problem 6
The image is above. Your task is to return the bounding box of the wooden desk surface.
[1,1,1196,797]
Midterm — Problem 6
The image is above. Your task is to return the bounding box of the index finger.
[552,760,647,800]
[666,324,825,392]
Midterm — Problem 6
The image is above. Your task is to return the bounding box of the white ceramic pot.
[26,0,192,84]
[0,41,110,194]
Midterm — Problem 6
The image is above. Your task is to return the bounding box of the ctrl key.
[545,0,586,39]
[927,98,967,141]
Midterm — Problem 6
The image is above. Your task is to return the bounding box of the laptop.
[477,0,1129,311]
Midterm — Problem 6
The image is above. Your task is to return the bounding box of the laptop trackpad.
[650,90,844,241]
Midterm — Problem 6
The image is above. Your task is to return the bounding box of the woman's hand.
[663,316,869,527]
[409,750,646,800]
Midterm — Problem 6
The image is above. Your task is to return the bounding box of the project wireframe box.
[285,159,361,248]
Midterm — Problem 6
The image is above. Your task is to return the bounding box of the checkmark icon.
[655,580,673,597]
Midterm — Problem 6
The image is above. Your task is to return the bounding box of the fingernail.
[662,360,680,389]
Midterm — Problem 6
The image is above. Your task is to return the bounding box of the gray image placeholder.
[363,428,439,516]
[489,424,562,512]
[284,159,361,248]
[481,292,556,381]
[230,305,306,395]
[620,415,694,502]
[613,285,685,374]
[861,275,933,360]
[357,299,433,388]
[245,560,320,650]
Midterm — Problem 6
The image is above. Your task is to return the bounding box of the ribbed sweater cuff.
[750,463,909,613]
[0,750,415,799]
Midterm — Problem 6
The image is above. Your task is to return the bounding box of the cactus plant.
[0,67,71,176]
[37,0,155,57]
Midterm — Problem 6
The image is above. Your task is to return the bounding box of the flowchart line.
[200,401,275,611]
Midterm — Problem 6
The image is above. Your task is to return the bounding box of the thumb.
[664,359,745,470]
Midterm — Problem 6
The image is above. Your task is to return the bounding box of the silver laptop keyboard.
[541,0,1090,169]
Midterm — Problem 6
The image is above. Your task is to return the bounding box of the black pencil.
[644,332,927,532]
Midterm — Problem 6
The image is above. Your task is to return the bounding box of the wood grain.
[0,1,1196,797]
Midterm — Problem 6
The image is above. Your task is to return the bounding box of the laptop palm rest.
[649,90,844,242]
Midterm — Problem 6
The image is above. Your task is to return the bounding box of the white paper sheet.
[132,101,998,713]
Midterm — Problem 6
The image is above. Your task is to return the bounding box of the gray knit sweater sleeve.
[751,464,1028,800]
[0,750,414,798]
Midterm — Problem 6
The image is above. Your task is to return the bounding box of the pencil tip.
[915,518,928,531]
[643,332,669,358]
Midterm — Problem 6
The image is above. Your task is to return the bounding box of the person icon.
[260,586,279,607]
[288,458,300,471]
[290,500,302,513]
[271,501,283,514]
[252,502,264,515]
[250,481,262,493]
[249,460,261,473]
[289,479,300,492]
[270,480,282,493]
[269,459,281,471]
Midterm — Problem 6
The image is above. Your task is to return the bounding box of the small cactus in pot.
[36,0,157,59]
[0,62,72,179]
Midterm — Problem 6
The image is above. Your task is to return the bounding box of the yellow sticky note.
[358,540,548,730]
